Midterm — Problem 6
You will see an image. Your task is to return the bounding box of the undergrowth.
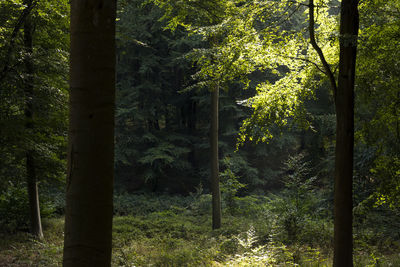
[0,193,399,266]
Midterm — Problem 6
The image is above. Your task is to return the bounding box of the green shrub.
[220,157,247,215]
[0,182,57,233]
[0,182,30,232]
[267,154,329,244]
[113,192,194,216]
[188,193,212,215]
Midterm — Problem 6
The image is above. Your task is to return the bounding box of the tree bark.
[63,1,116,266]
[333,1,359,266]
[23,1,43,240]
[309,1,359,265]
[210,84,221,229]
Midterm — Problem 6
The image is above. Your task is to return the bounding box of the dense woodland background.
[1,0,400,266]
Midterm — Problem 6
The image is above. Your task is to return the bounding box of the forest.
[0,0,399,266]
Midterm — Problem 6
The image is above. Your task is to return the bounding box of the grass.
[0,217,64,266]
[1,194,399,266]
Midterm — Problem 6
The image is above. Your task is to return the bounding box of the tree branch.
[0,0,38,85]
[309,0,337,98]
[281,54,327,74]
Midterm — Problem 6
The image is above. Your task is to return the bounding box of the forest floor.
[1,194,400,266]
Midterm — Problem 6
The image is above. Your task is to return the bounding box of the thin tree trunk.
[188,99,197,169]
[63,1,116,266]
[309,1,359,265]
[26,154,43,238]
[333,1,359,266]
[23,1,43,240]
[210,84,221,230]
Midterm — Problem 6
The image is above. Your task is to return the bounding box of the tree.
[308,0,359,264]
[0,0,68,233]
[210,83,221,229]
[234,1,359,264]
[152,0,281,229]
[183,2,264,229]
[115,1,264,200]
[355,0,400,208]
[0,0,37,84]
[63,0,116,266]
[115,0,203,193]
[152,0,228,229]
[332,1,359,265]
[221,1,359,263]
[23,0,43,239]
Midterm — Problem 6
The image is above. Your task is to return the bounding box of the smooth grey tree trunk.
[63,1,116,266]
[210,84,221,230]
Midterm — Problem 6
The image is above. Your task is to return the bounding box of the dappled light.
[1,0,400,266]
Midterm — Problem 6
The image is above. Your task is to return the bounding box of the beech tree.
[230,1,359,264]
[333,1,359,265]
[0,0,68,236]
[153,0,228,230]
[23,0,43,239]
[63,0,116,266]
[210,83,222,229]
[307,0,359,264]
[155,4,359,261]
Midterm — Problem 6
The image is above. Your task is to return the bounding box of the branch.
[282,54,326,74]
[273,2,302,28]
[287,0,310,7]
[286,0,327,8]
[309,0,337,98]
[0,0,38,85]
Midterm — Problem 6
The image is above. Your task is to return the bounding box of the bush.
[0,182,30,232]
[0,182,58,233]
[223,226,327,266]
[267,154,328,244]
[113,190,214,216]
[113,192,190,216]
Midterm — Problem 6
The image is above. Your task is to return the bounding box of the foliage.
[0,217,64,266]
[153,0,338,148]
[2,193,399,266]
[115,0,205,192]
[0,0,69,197]
[115,0,264,193]
[0,182,30,232]
[113,192,194,216]
[0,182,60,233]
[225,228,328,267]
[236,0,340,144]
[267,153,331,245]
[1,0,400,265]
[220,156,247,214]
[355,0,400,207]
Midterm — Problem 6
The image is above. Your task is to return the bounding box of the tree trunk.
[188,99,197,169]
[23,1,43,240]
[210,84,221,229]
[309,1,358,265]
[333,1,359,266]
[63,1,116,266]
